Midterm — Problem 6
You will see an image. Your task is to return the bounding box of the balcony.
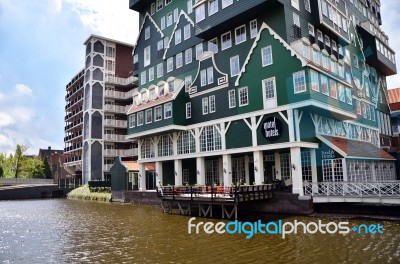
[104,134,128,142]
[105,90,135,100]
[104,104,130,114]
[105,75,137,86]
[104,148,138,157]
[104,119,128,128]
[194,0,281,39]
[358,24,397,76]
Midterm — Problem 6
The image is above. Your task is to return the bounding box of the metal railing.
[0,178,55,185]
[304,181,400,197]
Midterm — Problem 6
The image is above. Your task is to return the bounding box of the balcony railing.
[305,181,400,197]
[105,75,136,86]
[104,148,138,157]
[104,119,127,128]
[104,134,128,141]
[104,105,130,113]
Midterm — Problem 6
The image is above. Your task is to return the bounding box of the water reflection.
[0,199,399,263]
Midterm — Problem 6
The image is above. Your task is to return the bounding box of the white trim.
[132,12,164,55]
[235,22,307,86]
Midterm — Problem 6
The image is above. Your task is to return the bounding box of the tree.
[0,166,3,178]
[24,158,45,178]
[43,158,52,179]
[14,145,28,178]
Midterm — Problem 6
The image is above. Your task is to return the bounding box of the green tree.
[23,158,44,178]
[43,158,52,179]
[14,145,28,178]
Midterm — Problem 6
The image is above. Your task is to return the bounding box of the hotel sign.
[262,117,282,141]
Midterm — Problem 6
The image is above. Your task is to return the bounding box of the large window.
[230,55,240,77]
[208,38,218,53]
[293,70,306,93]
[301,150,312,182]
[206,160,220,185]
[322,159,344,182]
[261,46,273,67]
[141,138,154,159]
[200,125,222,152]
[155,106,162,121]
[129,114,135,128]
[195,4,205,23]
[177,130,196,154]
[164,103,172,119]
[321,75,329,95]
[310,70,319,92]
[175,29,181,45]
[280,153,291,181]
[235,25,246,44]
[221,32,232,50]
[238,87,248,106]
[330,80,337,99]
[209,0,218,15]
[144,46,151,67]
[185,48,192,65]
[228,89,236,108]
[232,157,245,184]
[158,134,173,157]
[145,109,152,124]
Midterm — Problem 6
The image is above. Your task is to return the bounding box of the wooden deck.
[156,184,276,219]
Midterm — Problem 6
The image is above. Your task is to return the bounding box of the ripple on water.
[0,200,399,263]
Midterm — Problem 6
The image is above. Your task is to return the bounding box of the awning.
[317,135,395,160]
[122,161,156,171]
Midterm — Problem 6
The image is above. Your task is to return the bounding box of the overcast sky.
[0,0,399,155]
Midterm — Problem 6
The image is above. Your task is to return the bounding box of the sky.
[0,0,399,155]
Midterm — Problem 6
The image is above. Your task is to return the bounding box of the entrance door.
[264,162,275,183]
[146,172,156,190]
[262,77,277,109]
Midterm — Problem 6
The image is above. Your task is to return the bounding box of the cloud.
[0,92,4,101]
[15,83,32,95]
[62,0,137,44]
[0,112,14,127]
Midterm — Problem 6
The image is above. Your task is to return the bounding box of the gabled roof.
[318,135,395,160]
[133,12,164,54]
[163,10,194,59]
[235,22,307,86]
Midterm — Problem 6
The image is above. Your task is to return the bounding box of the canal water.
[0,199,399,263]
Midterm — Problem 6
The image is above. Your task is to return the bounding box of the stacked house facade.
[126,0,397,194]
[64,35,138,183]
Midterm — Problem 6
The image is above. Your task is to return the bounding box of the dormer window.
[149,87,156,100]
[159,83,165,96]
[168,80,175,93]
[141,90,148,103]
[133,94,139,106]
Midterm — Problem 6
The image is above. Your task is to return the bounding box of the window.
[208,38,218,53]
[356,100,361,115]
[176,52,183,68]
[338,84,345,102]
[308,23,314,36]
[141,91,148,102]
[249,20,258,38]
[184,24,191,40]
[106,46,115,57]
[321,75,329,95]
[312,48,320,65]
[221,32,232,50]
[167,57,173,72]
[183,169,190,183]
[185,76,192,92]
[305,0,311,12]
[222,0,233,8]
[156,0,163,11]
[144,46,151,67]
[310,70,319,92]
[230,55,240,77]
[157,63,163,78]
[200,125,222,152]
[155,106,162,121]
[141,71,146,85]
[145,109,153,124]
[157,40,163,52]
[261,46,273,66]
[235,25,246,44]
[185,48,192,64]
[202,97,209,114]
[238,87,248,106]
[137,111,144,126]
[186,102,191,119]
[175,29,181,45]
[129,114,135,128]
[207,67,214,84]
[209,0,218,15]
[167,12,173,27]
[161,16,166,30]
[293,71,306,93]
[209,95,216,113]
[196,4,205,22]
[187,0,193,14]
[330,80,337,99]
[196,43,203,59]
[145,26,150,40]
[178,130,196,154]
[321,0,328,16]
[228,89,236,108]
[291,0,299,10]
[165,0,171,5]
[164,103,172,119]
[149,67,154,82]
[346,88,352,105]
[353,54,359,68]
[149,88,156,100]
[324,35,330,48]
[263,77,276,101]
[293,12,300,27]
[151,3,155,15]
[168,80,175,93]
[159,83,165,96]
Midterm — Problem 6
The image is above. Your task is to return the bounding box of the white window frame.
[186,102,191,119]
[228,89,236,108]
[185,75,192,92]
[235,25,247,45]
[157,63,163,78]
[305,0,311,12]
[293,70,306,93]
[310,69,319,92]
[221,31,232,50]
[250,20,257,38]
[155,106,162,121]
[145,108,153,124]
[176,52,183,68]
[184,24,191,40]
[175,29,182,45]
[291,0,299,10]
[202,97,209,115]
[208,38,218,53]
[238,87,249,107]
[222,0,233,8]
[167,57,174,72]
[144,46,151,67]
[185,48,192,64]
[196,43,203,60]
[145,26,150,40]
[164,103,172,119]
[137,111,144,126]
[129,114,135,128]
[261,46,273,67]
[209,95,216,113]
[187,0,193,14]
[230,55,240,77]
[195,4,205,23]
[207,67,214,84]
[149,67,154,82]
[141,71,146,85]
[208,0,219,16]
[156,0,163,11]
